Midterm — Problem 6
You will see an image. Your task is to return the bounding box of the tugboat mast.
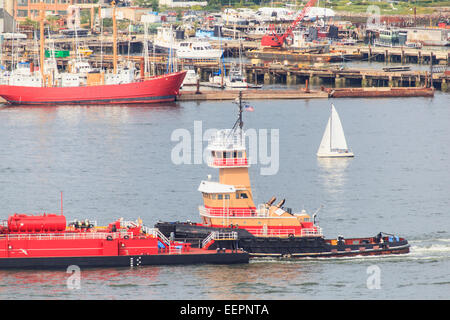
[238,91,243,131]
[231,91,244,141]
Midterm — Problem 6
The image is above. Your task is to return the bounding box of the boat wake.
[250,238,450,264]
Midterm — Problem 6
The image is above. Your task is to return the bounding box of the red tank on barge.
[0,212,248,269]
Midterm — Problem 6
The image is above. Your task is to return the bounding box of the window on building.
[17,10,28,17]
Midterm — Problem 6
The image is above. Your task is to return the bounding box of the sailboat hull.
[317,151,354,158]
[0,71,186,105]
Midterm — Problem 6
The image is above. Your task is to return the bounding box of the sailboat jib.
[317,118,331,155]
[317,104,354,158]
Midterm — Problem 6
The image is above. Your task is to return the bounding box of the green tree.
[206,0,222,10]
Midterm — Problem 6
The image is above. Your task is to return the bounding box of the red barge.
[0,212,248,269]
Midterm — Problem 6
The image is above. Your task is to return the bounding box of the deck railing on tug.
[245,227,323,238]
[199,205,269,217]
[208,129,246,150]
[207,157,249,167]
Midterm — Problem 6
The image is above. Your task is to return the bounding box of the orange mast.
[39,2,45,85]
[112,1,117,74]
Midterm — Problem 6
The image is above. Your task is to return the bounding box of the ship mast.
[112,1,117,74]
[237,90,243,130]
[39,2,45,85]
[231,91,244,141]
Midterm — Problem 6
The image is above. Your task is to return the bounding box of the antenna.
[312,204,324,225]
[238,90,243,130]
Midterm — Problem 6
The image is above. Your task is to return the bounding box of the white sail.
[317,117,331,155]
[317,104,353,157]
[330,104,348,151]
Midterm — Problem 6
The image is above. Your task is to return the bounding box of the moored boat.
[155,92,409,258]
[0,3,187,106]
[0,212,248,269]
[0,71,187,105]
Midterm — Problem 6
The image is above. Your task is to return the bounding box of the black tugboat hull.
[155,222,410,258]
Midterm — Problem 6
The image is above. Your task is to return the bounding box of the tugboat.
[0,212,248,269]
[156,93,410,258]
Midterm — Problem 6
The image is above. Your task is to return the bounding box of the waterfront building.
[13,0,97,22]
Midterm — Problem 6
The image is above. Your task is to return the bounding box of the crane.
[260,0,318,48]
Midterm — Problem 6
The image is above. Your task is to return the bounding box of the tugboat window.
[240,193,248,199]
[218,194,223,200]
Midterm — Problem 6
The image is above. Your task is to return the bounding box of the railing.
[142,226,171,246]
[208,129,246,150]
[199,206,258,217]
[245,227,323,238]
[208,157,249,167]
[300,227,323,237]
[246,228,297,237]
[202,231,238,248]
[2,232,133,241]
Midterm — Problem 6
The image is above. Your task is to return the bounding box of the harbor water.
[0,92,448,299]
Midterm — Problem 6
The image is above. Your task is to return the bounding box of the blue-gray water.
[0,92,448,299]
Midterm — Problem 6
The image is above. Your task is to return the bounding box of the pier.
[178,89,329,101]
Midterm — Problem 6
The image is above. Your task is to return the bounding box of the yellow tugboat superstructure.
[155,92,410,258]
[198,92,321,238]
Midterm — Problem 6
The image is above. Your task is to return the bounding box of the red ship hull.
[0,213,248,269]
[0,71,186,105]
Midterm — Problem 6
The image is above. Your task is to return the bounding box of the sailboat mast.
[112,1,117,74]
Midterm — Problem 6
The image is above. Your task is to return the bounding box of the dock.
[178,89,329,101]
[177,86,434,102]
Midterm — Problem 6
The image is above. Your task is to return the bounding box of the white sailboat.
[317,104,354,158]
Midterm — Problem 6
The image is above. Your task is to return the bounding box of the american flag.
[244,104,254,112]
